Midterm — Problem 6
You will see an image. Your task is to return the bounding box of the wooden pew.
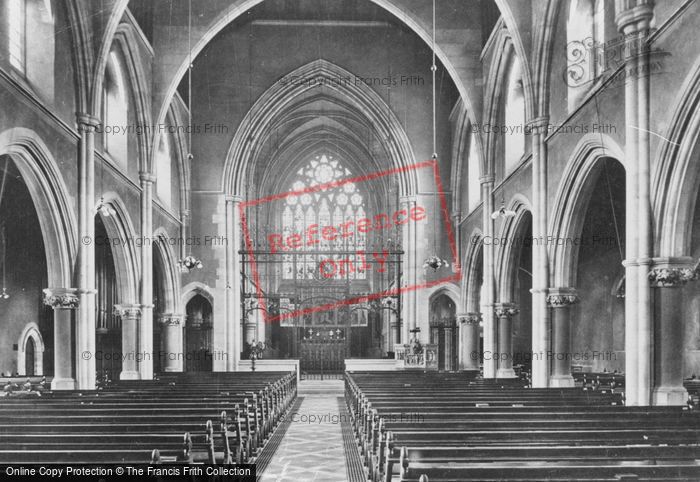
[346,372,700,482]
[0,371,296,464]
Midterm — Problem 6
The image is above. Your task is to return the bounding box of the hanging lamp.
[422,0,448,272]
[179,0,203,272]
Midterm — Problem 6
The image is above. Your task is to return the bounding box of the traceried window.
[281,154,366,281]
[8,0,26,73]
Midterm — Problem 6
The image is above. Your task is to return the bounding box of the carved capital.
[459,312,482,326]
[546,288,580,307]
[113,304,142,319]
[649,268,697,288]
[494,303,519,318]
[158,313,183,326]
[43,288,79,309]
[648,257,698,288]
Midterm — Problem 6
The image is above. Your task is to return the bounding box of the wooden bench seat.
[346,372,700,482]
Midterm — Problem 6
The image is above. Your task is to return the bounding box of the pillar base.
[496,368,517,378]
[119,371,140,380]
[549,375,575,388]
[652,386,688,406]
[51,378,76,390]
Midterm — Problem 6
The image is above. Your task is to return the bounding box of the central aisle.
[258,379,363,482]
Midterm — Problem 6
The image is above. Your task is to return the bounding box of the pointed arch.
[483,28,528,177]
[95,193,139,304]
[549,133,625,288]
[496,196,533,301]
[426,283,463,315]
[462,229,484,314]
[222,59,417,197]
[653,58,700,257]
[17,322,44,376]
[153,229,182,314]
[0,128,75,288]
[182,281,214,309]
[106,23,152,171]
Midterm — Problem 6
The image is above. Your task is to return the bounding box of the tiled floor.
[259,380,354,482]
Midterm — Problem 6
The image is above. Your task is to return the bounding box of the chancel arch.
[222,59,418,197]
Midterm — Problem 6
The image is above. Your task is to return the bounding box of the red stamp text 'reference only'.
[239,159,460,323]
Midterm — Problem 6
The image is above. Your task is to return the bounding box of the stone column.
[494,303,519,378]
[113,304,141,380]
[256,307,266,344]
[76,114,99,390]
[225,195,243,371]
[399,196,417,343]
[389,311,400,348]
[43,288,79,390]
[649,259,694,405]
[244,299,258,346]
[480,175,496,378]
[159,313,183,372]
[546,288,579,388]
[444,322,454,371]
[139,172,155,380]
[459,312,481,371]
[617,1,655,406]
[527,117,551,388]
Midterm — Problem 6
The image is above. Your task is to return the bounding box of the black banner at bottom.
[0,465,256,482]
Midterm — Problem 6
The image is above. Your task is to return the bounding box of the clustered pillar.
[76,113,100,390]
[616,1,654,406]
[480,176,496,378]
[400,196,418,344]
[225,195,243,370]
[528,117,551,388]
[139,172,155,381]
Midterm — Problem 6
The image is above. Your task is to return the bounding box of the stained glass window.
[281,154,366,280]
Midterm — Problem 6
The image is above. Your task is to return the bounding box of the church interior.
[2,0,700,480]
